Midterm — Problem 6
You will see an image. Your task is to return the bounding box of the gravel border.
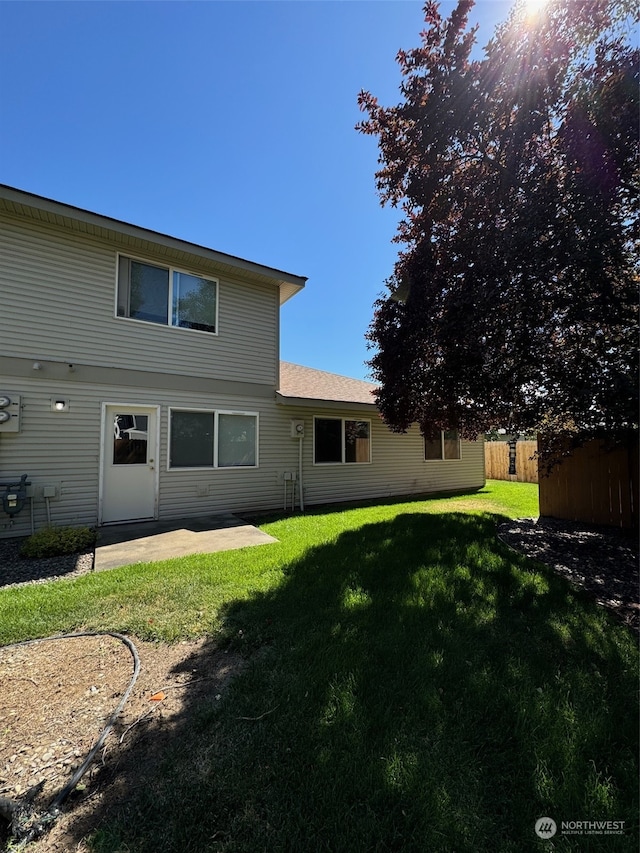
[0,538,94,590]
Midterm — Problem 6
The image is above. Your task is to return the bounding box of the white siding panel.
[0,214,279,385]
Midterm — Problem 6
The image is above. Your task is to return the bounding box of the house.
[0,185,485,538]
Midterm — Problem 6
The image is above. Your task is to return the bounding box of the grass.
[1,481,637,852]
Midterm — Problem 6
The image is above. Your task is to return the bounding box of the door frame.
[98,402,161,525]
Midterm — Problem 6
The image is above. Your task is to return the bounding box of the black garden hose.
[0,631,140,845]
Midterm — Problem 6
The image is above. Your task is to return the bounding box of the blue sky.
[1,0,514,381]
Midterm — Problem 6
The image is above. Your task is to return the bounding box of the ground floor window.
[314,417,371,464]
[169,409,258,468]
[424,430,461,461]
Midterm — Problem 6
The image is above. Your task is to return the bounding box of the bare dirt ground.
[0,635,246,852]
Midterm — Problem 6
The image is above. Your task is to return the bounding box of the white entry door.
[100,404,159,524]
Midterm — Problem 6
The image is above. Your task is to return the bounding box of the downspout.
[298,434,305,512]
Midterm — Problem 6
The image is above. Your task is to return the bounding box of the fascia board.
[276,393,377,413]
[0,184,307,303]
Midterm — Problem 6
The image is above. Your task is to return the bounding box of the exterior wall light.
[51,399,70,412]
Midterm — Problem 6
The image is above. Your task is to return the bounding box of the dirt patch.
[0,634,245,851]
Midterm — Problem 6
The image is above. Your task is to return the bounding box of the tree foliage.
[358,0,639,442]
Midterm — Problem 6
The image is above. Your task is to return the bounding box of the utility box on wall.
[0,394,21,433]
[290,419,305,438]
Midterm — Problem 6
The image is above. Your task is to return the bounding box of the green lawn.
[1,481,637,852]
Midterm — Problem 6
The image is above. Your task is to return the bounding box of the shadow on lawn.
[85,512,637,853]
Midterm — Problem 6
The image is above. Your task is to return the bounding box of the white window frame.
[313,416,372,465]
[168,407,259,470]
[424,430,462,462]
[116,253,219,335]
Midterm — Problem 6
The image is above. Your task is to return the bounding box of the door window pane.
[218,414,257,467]
[172,272,217,333]
[170,411,214,467]
[113,414,148,465]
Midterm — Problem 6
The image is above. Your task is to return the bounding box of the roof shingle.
[278,362,377,406]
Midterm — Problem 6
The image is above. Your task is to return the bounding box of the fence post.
[508,437,517,480]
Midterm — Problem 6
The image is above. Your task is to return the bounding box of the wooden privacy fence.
[485,440,538,483]
[538,436,639,530]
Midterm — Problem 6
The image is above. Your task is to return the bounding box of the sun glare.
[519,0,551,26]
[525,0,550,14]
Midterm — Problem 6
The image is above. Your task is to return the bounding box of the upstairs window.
[424,430,461,461]
[314,418,371,464]
[117,256,217,334]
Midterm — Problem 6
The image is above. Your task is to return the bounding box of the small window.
[314,418,370,464]
[424,430,461,461]
[169,409,258,469]
[118,256,217,334]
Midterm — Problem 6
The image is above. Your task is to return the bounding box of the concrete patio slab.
[94,513,278,571]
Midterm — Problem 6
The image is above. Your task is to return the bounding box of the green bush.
[20,525,96,559]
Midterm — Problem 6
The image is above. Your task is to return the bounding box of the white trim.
[98,402,160,525]
[167,407,259,470]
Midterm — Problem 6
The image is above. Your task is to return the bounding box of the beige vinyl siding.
[0,193,484,539]
[0,214,279,386]
[0,376,484,539]
[279,405,485,509]
[0,375,301,538]
[0,190,306,305]
[0,381,102,537]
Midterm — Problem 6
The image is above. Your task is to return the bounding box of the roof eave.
[0,184,307,304]
[276,392,377,412]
